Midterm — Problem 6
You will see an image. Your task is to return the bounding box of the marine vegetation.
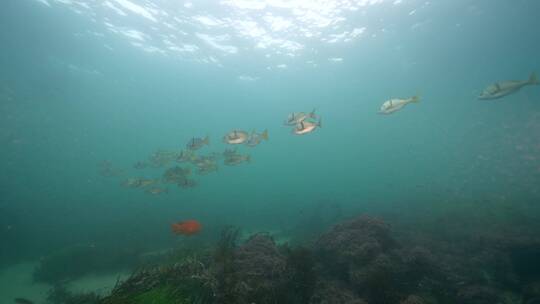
[90,215,540,304]
[47,284,101,304]
[100,255,214,304]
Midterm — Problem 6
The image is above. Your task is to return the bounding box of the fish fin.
[317,117,322,128]
[529,72,539,85]
[410,95,420,103]
[261,129,269,140]
[310,108,317,118]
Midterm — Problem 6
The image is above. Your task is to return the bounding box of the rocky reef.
[49,214,540,304]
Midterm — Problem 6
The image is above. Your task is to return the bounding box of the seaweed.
[88,214,540,304]
[212,226,241,304]
[47,285,101,304]
[100,251,214,304]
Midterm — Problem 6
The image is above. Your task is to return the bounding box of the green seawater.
[1,0,540,302]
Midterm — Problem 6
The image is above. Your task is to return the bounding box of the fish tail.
[246,155,251,163]
[410,95,421,103]
[261,129,269,141]
[529,72,538,85]
[318,117,322,128]
[204,135,210,145]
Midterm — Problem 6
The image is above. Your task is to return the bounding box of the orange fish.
[171,220,202,236]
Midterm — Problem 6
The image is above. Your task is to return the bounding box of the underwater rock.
[314,216,447,304]
[314,216,402,303]
[232,233,287,303]
[282,246,317,303]
[473,232,540,283]
[348,253,403,304]
[399,295,426,304]
[524,281,540,303]
[457,285,500,304]
[315,215,396,270]
[399,246,436,270]
[309,279,367,304]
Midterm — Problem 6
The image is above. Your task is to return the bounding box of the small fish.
[171,220,202,236]
[293,118,321,135]
[163,166,191,183]
[122,178,142,188]
[186,136,210,150]
[224,154,250,165]
[145,187,168,195]
[284,109,317,126]
[177,178,197,188]
[223,130,249,144]
[139,178,159,187]
[478,72,538,100]
[149,150,177,167]
[176,150,194,163]
[245,129,269,147]
[379,95,420,114]
[197,163,218,174]
[223,148,238,157]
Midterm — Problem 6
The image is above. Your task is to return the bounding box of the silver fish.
[478,72,538,100]
[186,136,209,150]
[223,130,249,145]
[284,109,317,126]
[293,118,321,135]
[245,129,269,147]
[379,95,420,115]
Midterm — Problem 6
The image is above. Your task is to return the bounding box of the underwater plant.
[100,249,214,304]
[47,284,101,304]
[212,226,241,304]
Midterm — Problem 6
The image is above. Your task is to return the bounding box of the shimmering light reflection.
[32,0,416,68]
